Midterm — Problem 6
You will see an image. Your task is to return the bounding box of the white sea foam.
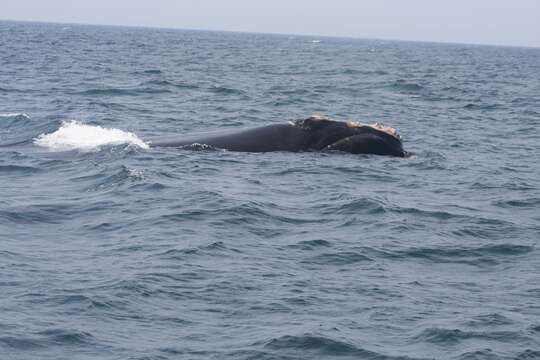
[33,121,149,152]
[0,113,30,119]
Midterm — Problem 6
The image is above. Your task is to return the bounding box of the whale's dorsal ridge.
[294,114,337,131]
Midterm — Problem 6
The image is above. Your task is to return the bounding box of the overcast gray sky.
[3,0,540,47]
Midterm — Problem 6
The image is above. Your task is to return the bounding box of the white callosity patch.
[347,121,401,139]
[309,114,401,139]
[33,121,149,151]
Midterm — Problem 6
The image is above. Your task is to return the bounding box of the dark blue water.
[1,21,540,360]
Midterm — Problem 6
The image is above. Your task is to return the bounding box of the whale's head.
[295,115,406,157]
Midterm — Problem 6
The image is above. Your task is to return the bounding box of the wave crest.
[0,113,31,119]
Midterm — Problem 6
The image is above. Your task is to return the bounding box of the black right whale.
[151,115,407,157]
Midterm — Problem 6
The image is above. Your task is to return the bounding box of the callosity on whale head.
[294,115,407,157]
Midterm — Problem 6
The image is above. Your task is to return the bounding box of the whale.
[150,115,407,157]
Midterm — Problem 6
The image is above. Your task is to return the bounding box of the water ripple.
[264,334,420,359]
[414,327,529,345]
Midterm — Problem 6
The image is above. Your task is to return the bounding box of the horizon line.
[2,18,539,50]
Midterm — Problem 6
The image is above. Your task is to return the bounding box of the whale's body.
[151,116,406,157]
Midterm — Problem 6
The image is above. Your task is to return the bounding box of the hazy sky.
[3,0,540,47]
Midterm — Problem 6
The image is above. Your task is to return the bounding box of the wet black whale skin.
[151,117,406,157]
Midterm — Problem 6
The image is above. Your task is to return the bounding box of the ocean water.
[1,20,539,360]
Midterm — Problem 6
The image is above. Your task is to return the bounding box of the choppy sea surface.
[1,20,539,360]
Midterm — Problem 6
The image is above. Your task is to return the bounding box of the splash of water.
[33,121,149,152]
